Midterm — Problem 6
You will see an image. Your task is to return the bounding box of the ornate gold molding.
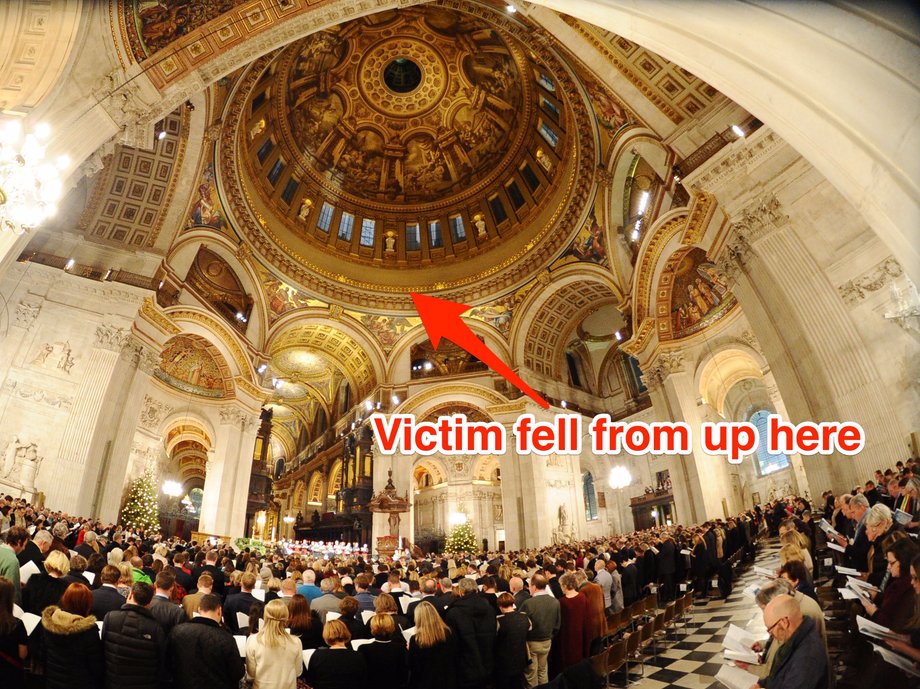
[140,297,181,335]
[680,191,716,246]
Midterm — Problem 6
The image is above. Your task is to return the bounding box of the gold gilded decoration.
[658,247,737,340]
[634,214,688,321]
[141,297,181,335]
[167,308,252,378]
[156,335,230,398]
[620,317,655,357]
[680,191,716,246]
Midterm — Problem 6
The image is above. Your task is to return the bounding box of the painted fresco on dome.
[557,211,609,268]
[669,248,736,339]
[125,1,246,60]
[187,163,226,231]
[155,336,226,398]
[350,313,418,353]
[581,76,630,133]
[467,280,535,339]
[260,269,327,322]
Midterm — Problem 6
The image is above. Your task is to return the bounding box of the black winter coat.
[41,605,104,689]
[24,573,69,615]
[444,593,496,688]
[494,611,530,678]
[102,604,166,689]
[167,617,244,689]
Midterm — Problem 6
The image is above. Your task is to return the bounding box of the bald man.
[755,594,827,689]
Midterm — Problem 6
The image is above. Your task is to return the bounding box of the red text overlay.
[370,413,865,462]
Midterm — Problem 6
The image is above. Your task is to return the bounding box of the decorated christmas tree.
[120,470,160,533]
[445,519,477,553]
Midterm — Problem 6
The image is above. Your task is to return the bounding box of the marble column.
[717,196,904,492]
[643,352,736,523]
[201,407,258,538]
[92,339,160,522]
[53,322,134,513]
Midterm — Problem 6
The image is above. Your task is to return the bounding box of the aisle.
[626,542,780,689]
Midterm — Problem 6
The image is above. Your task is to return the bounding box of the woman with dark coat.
[25,550,72,615]
[359,613,408,689]
[288,594,323,650]
[408,601,458,689]
[337,595,371,641]
[493,593,531,689]
[41,582,104,689]
[863,538,920,632]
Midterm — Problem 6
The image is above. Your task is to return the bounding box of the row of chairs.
[598,590,696,687]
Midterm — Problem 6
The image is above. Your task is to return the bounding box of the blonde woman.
[245,598,303,689]
[24,550,71,615]
[779,530,813,578]
[408,601,457,689]
[115,562,134,598]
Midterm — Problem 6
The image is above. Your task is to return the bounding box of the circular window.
[383,58,422,93]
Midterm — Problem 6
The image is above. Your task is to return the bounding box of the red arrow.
[411,293,549,409]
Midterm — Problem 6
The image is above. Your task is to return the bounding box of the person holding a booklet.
[357,613,409,689]
[305,618,367,689]
[245,598,302,689]
[860,538,919,633]
[756,594,827,689]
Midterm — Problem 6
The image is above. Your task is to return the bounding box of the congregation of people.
[0,457,919,689]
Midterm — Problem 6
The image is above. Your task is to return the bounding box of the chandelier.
[0,119,67,234]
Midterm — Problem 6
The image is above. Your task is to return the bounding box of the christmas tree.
[445,520,477,554]
[120,470,160,532]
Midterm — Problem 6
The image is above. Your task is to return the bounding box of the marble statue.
[558,503,568,530]
[1,436,42,487]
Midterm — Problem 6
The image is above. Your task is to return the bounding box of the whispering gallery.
[0,2,918,689]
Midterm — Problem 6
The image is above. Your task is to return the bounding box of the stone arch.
[165,230,270,347]
[472,455,501,483]
[164,305,257,383]
[306,471,324,507]
[414,457,449,489]
[604,130,674,227]
[511,263,622,379]
[694,345,767,417]
[265,312,384,395]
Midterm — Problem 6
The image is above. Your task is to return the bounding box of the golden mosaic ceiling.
[220,2,597,310]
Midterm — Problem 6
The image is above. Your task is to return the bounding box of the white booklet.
[722,624,762,664]
[838,588,861,600]
[361,610,375,625]
[871,643,920,677]
[21,612,41,636]
[827,542,846,553]
[236,612,250,630]
[835,565,862,576]
[351,638,375,650]
[856,615,901,641]
[234,635,247,658]
[402,626,416,642]
[399,596,413,614]
[817,518,841,537]
[84,571,95,586]
[894,509,912,526]
[715,664,760,689]
[12,604,23,619]
[753,566,776,579]
[302,649,315,670]
[19,560,39,585]
[326,611,341,621]
[251,588,265,602]
[847,577,878,592]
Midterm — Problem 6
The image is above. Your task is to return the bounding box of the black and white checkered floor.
[616,543,779,689]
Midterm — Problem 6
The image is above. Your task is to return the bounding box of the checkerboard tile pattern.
[612,542,779,689]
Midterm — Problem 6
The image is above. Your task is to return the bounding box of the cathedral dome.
[219,3,596,311]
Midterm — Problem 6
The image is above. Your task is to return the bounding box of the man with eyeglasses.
[752,594,827,689]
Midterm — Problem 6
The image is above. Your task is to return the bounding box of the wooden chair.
[647,590,658,613]
[660,600,675,641]
[624,626,643,680]
[650,611,665,654]
[639,619,654,657]
[604,639,627,688]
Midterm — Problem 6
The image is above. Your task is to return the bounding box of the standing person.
[288,594,324,650]
[0,576,27,686]
[91,565,125,620]
[444,577,497,689]
[0,530,24,604]
[149,570,186,636]
[657,535,677,602]
[41,582,104,689]
[494,592,531,689]
[520,573,560,688]
[102,582,166,689]
[408,601,458,689]
[245,598,303,689]
[558,573,591,670]
[359,613,409,689]
[307,619,368,689]
[25,549,71,615]
[593,560,613,611]
[168,593,245,689]
[181,573,213,620]
[223,571,260,634]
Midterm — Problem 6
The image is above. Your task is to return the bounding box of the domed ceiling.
[219,2,597,311]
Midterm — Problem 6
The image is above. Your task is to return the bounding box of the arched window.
[750,409,790,476]
[583,471,598,521]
